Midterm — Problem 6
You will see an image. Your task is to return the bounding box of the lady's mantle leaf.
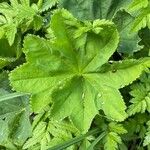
[9,9,150,132]
[59,0,140,54]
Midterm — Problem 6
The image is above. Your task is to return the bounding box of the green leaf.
[108,122,127,135]
[103,122,127,150]
[51,77,99,132]
[79,139,91,150]
[59,0,141,54]
[0,0,42,45]
[5,23,17,46]
[20,0,30,6]
[23,113,78,150]
[0,37,21,69]
[0,73,29,117]
[123,113,149,141]
[87,132,106,150]
[0,109,32,149]
[131,5,150,32]
[0,71,32,148]
[128,0,149,12]
[47,128,100,150]
[113,10,141,54]
[10,9,150,132]
[59,0,131,20]
[32,15,43,31]
[9,110,32,146]
[41,0,58,12]
[0,58,14,69]
[104,132,122,150]
[127,73,150,116]
[23,121,47,149]
[0,91,28,101]
[134,28,150,58]
[0,119,17,150]
[143,121,150,146]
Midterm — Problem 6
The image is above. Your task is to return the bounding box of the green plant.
[0,0,150,150]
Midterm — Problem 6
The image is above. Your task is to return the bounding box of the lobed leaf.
[10,9,150,133]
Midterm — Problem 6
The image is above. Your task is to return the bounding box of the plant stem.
[87,132,106,150]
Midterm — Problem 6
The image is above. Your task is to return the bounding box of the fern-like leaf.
[127,73,150,116]
[23,109,78,150]
[0,0,42,45]
[103,122,127,150]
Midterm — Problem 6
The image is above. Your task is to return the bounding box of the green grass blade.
[0,92,29,102]
[47,128,101,150]
[87,132,106,150]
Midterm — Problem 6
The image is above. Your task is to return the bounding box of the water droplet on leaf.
[112,69,117,73]
[98,93,102,98]
[109,60,113,64]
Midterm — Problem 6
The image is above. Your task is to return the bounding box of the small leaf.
[0,71,32,148]
[128,0,149,12]
[143,121,150,146]
[131,6,150,32]
[41,0,58,12]
[104,132,122,150]
[10,9,150,133]
[113,10,142,54]
[59,0,131,20]
[5,23,17,46]
[127,73,150,116]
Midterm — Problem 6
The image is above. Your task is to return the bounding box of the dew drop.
[82,93,85,99]
[97,93,102,98]
[102,102,104,105]
[112,69,117,73]
[109,60,113,64]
